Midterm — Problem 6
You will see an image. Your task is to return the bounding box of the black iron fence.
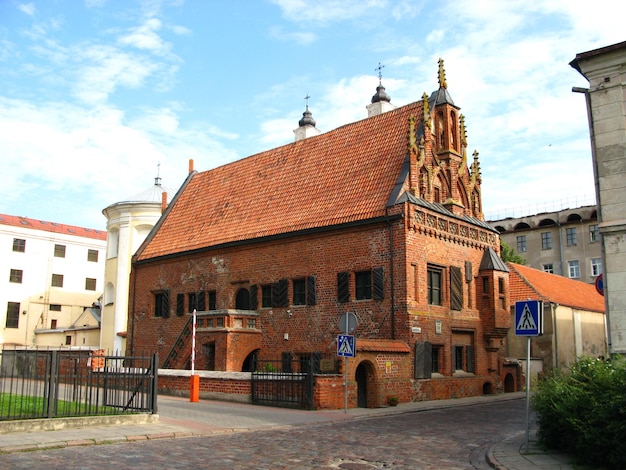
[251,353,340,409]
[0,348,158,421]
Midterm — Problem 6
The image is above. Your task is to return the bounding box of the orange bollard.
[190,374,200,402]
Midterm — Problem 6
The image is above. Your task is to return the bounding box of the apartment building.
[490,205,602,284]
[1,214,106,348]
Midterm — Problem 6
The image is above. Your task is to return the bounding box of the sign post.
[515,300,543,452]
[337,313,357,413]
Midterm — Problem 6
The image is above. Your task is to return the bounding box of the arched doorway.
[242,349,259,372]
[355,361,375,408]
[504,373,515,392]
[236,288,250,310]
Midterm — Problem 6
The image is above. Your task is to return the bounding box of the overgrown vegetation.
[532,356,626,469]
[500,241,526,264]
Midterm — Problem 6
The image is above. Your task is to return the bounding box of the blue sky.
[0,0,623,230]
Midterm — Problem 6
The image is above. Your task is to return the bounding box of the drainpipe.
[552,303,558,369]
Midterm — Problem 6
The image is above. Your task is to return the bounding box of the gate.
[251,353,338,409]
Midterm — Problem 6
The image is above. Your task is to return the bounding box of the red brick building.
[128,60,512,407]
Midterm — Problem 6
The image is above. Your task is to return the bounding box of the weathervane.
[375,62,385,84]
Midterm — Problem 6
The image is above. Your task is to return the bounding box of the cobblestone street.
[0,399,527,469]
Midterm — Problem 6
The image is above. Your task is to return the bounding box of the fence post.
[151,353,159,414]
[46,350,59,418]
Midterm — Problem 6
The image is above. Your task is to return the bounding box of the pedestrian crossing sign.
[337,334,356,357]
[515,300,543,336]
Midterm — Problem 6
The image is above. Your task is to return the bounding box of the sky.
[0,0,624,230]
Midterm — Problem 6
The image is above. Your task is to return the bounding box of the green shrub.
[532,356,626,469]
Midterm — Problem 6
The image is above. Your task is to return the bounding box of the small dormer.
[294,96,321,142]
[367,63,397,117]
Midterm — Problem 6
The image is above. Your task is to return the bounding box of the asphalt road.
[0,397,527,469]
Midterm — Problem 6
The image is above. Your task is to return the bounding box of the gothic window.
[235,288,250,310]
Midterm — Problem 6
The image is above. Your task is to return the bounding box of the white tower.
[100,176,171,353]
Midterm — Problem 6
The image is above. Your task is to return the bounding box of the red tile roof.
[358,339,411,353]
[508,263,604,312]
[0,213,106,240]
[138,101,423,260]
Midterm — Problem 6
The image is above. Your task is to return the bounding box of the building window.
[427,265,443,306]
[50,304,62,311]
[87,249,99,262]
[216,317,224,327]
[54,244,66,258]
[208,290,217,310]
[261,285,272,308]
[543,264,554,274]
[516,236,527,253]
[9,269,23,283]
[176,293,185,316]
[293,279,306,305]
[431,346,441,374]
[566,227,577,246]
[85,278,97,291]
[355,271,372,300]
[13,238,25,252]
[51,319,57,329]
[482,277,489,294]
[154,290,170,318]
[247,318,256,329]
[541,232,552,250]
[51,274,64,287]
[6,302,20,328]
[591,258,602,277]
[65,335,72,345]
[589,224,599,243]
[452,331,475,373]
[568,260,580,279]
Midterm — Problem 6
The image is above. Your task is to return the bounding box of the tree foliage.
[500,241,526,264]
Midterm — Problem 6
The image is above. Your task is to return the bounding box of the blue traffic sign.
[337,334,356,357]
[515,300,543,336]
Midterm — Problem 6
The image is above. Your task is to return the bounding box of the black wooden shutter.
[161,290,170,318]
[337,272,350,303]
[176,293,184,316]
[306,276,316,305]
[465,261,473,282]
[249,284,258,310]
[373,267,384,300]
[272,279,288,307]
[450,266,463,311]
[281,352,293,373]
[197,291,206,311]
[414,341,432,379]
[466,345,475,373]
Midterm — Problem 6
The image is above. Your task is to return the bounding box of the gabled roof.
[0,213,106,240]
[137,101,424,261]
[508,263,604,313]
[480,247,509,272]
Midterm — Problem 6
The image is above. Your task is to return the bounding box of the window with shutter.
[414,341,432,379]
[450,266,463,310]
[249,285,258,310]
[466,345,474,373]
[373,267,384,300]
[272,279,288,307]
[176,294,185,316]
[337,272,350,303]
[306,276,316,305]
[154,290,169,318]
[197,291,206,311]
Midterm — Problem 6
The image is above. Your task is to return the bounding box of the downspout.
[387,212,396,340]
[551,302,558,369]
[129,260,137,356]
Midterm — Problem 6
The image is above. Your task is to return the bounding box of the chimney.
[189,158,194,173]
[161,192,167,213]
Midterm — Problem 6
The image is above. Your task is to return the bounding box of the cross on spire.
[304,94,310,109]
[375,62,385,84]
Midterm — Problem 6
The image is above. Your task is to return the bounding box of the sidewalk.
[0,392,577,469]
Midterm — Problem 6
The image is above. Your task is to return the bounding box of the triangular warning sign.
[516,304,538,331]
[338,337,353,355]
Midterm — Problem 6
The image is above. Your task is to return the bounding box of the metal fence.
[0,348,158,421]
[251,353,340,409]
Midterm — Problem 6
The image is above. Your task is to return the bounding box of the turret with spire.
[367,62,397,117]
[294,94,321,142]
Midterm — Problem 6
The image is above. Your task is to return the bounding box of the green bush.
[532,356,626,469]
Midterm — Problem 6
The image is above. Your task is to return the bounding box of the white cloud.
[18,2,36,15]
[118,18,172,56]
[270,0,388,24]
[269,27,317,46]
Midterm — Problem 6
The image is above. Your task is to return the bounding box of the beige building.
[1,214,106,348]
[571,41,626,355]
[490,205,602,284]
[100,177,172,354]
[507,263,606,376]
